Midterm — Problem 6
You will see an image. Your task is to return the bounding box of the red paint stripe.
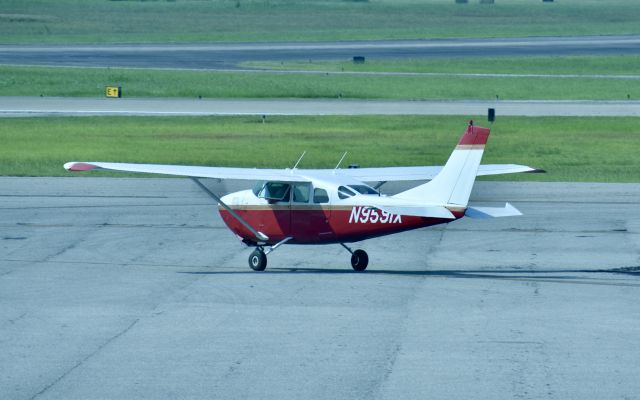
[458,125,490,146]
[67,163,97,171]
[219,207,466,245]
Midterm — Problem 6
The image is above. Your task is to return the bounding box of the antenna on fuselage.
[291,151,306,170]
[334,151,348,172]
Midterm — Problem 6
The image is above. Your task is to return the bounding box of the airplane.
[65,121,542,272]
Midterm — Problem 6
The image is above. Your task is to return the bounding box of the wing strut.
[190,178,269,242]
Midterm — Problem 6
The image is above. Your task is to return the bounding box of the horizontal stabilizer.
[376,205,455,220]
[465,203,522,219]
[476,164,545,177]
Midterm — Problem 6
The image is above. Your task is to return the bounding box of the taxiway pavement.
[1,177,639,399]
[1,36,639,70]
[2,96,640,117]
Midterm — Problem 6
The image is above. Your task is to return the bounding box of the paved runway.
[1,36,639,70]
[3,96,640,117]
[1,177,639,399]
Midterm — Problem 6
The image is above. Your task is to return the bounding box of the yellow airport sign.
[105,86,121,98]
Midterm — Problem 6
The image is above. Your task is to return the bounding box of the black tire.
[248,249,267,271]
[350,249,369,271]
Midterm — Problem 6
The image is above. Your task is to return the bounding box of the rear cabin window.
[348,185,378,195]
[313,188,329,204]
[338,186,356,199]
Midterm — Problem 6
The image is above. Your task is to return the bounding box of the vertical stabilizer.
[395,122,490,207]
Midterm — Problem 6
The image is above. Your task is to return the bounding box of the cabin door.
[291,184,333,242]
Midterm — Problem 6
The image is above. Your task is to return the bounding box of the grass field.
[2,115,638,182]
[2,2,638,184]
[2,56,638,100]
[0,0,638,44]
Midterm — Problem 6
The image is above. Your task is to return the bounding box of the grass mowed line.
[1,115,638,182]
[1,0,638,44]
[1,62,638,101]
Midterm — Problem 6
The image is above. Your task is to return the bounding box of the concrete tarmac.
[1,177,639,399]
[2,97,640,117]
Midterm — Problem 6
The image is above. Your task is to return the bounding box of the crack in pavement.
[26,248,238,399]
[30,317,141,400]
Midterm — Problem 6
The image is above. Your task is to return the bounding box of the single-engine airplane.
[65,121,541,271]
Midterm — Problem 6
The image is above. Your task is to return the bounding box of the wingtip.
[64,162,97,172]
[526,168,546,174]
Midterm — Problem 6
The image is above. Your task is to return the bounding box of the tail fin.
[395,122,490,207]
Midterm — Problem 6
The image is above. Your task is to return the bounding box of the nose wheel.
[248,249,267,271]
[247,237,292,271]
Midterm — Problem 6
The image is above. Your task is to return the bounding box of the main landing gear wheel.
[248,249,267,271]
[350,249,369,272]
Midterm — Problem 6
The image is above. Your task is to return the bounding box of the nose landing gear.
[248,249,267,271]
[247,237,292,271]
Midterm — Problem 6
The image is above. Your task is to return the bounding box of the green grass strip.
[244,55,640,76]
[1,0,639,44]
[1,115,638,182]
[1,63,638,100]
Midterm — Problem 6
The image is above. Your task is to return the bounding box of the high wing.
[64,161,311,182]
[64,161,541,182]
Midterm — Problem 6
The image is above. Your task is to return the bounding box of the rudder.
[394,122,490,207]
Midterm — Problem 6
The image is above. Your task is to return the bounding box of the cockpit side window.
[256,181,291,202]
[338,186,357,199]
[313,188,329,204]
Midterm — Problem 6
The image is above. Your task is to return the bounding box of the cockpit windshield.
[252,181,265,197]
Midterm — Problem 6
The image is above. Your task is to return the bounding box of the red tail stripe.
[458,125,490,146]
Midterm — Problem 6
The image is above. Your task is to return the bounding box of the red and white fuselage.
[219,181,465,246]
